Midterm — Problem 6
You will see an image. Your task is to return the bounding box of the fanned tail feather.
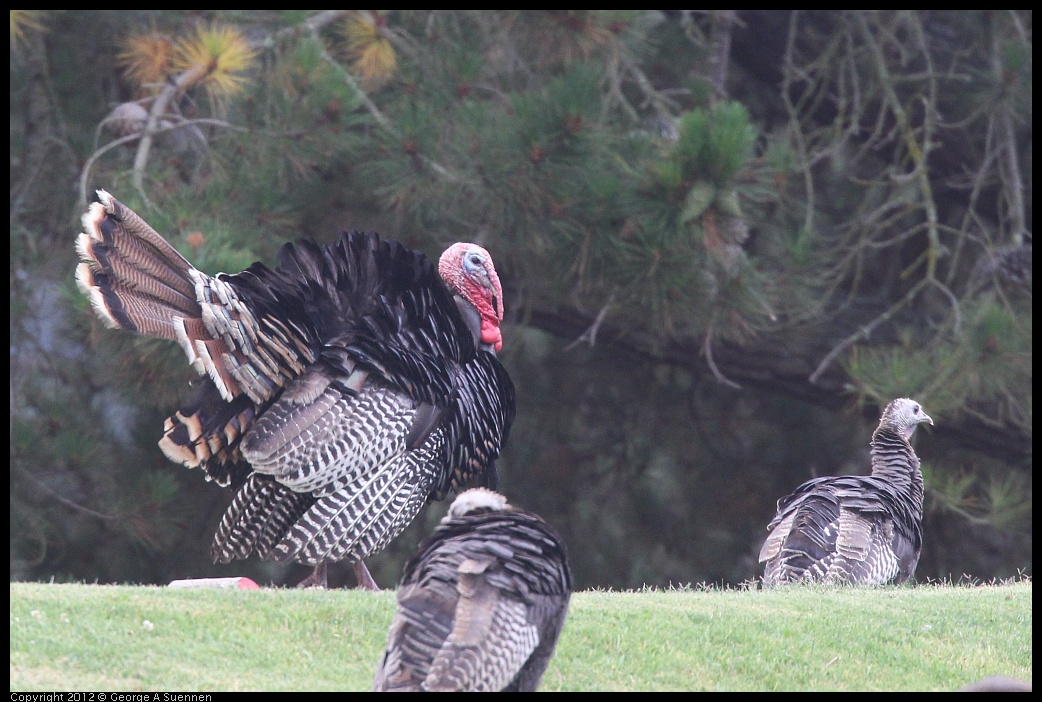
[76,191,319,478]
[75,190,198,338]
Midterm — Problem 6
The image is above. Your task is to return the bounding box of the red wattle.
[481,320,503,352]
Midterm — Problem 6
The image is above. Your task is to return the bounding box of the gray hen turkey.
[75,190,515,590]
[759,398,933,586]
[373,488,572,692]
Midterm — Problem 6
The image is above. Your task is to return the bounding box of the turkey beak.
[921,413,934,426]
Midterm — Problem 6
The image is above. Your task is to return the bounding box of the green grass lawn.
[9,580,1031,692]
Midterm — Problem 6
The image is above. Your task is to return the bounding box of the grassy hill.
[9,580,1031,691]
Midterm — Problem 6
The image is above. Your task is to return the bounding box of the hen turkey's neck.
[869,425,924,508]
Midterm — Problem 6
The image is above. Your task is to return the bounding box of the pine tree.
[10,10,1030,588]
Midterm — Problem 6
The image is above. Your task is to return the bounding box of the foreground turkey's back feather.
[373,488,572,692]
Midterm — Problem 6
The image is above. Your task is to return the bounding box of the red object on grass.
[168,577,260,590]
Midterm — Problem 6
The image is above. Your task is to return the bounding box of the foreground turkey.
[373,488,572,692]
[75,190,515,590]
[759,398,933,586]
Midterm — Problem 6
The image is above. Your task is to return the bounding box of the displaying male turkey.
[759,398,933,587]
[74,190,515,590]
[373,488,572,692]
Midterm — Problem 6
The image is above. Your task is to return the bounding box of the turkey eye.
[913,406,920,414]
[469,254,482,266]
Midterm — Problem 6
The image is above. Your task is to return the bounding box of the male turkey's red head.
[438,243,504,352]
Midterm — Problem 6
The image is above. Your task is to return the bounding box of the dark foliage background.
[10,10,1031,590]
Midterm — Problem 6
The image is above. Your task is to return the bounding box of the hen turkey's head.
[880,398,933,440]
[439,243,504,352]
[446,487,511,520]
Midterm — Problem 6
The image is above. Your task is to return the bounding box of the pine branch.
[268,9,349,44]
[81,116,300,206]
[127,11,350,197]
[526,305,1031,465]
[564,292,615,350]
[701,321,741,389]
[856,13,941,282]
[708,10,738,102]
[809,278,925,384]
[130,70,203,198]
[14,464,122,524]
[308,17,474,186]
